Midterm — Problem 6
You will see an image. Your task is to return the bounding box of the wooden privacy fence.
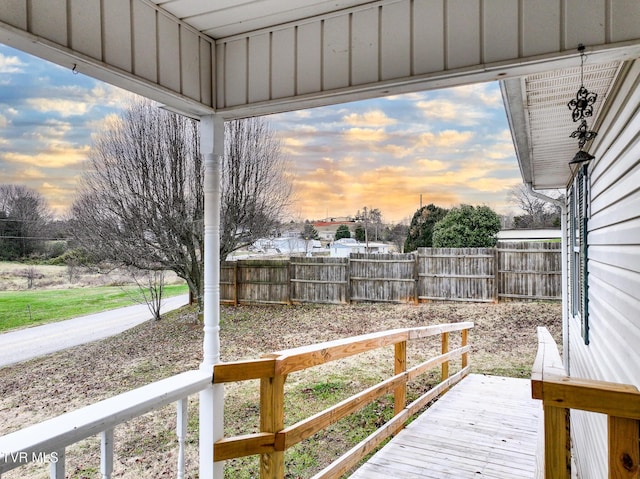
[212,322,473,479]
[221,242,561,305]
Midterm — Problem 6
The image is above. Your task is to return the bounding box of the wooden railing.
[531,327,640,479]
[212,322,473,479]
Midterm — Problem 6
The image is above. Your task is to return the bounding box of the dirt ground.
[0,300,562,478]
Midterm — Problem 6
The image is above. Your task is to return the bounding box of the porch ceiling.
[501,59,624,190]
[149,0,375,38]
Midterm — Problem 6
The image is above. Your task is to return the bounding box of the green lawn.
[0,284,189,332]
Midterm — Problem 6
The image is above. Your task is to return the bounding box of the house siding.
[568,59,640,479]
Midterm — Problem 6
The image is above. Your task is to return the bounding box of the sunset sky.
[0,43,523,224]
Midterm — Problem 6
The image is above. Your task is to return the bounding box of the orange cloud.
[344,127,388,143]
[3,143,90,167]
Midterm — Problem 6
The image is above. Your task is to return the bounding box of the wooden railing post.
[394,341,407,416]
[461,329,468,369]
[441,332,450,381]
[261,374,286,479]
[608,416,640,479]
[543,405,571,479]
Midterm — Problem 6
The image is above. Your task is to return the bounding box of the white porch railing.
[0,370,212,479]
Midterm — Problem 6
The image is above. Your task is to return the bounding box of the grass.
[0,284,189,332]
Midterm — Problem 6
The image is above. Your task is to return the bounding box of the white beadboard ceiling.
[502,60,623,190]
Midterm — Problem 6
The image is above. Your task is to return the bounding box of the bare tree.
[355,206,383,243]
[127,268,166,321]
[384,223,409,253]
[71,100,292,306]
[71,100,204,305]
[221,118,293,259]
[0,184,51,259]
[508,184,562,228]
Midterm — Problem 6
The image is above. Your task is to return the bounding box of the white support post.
[176,398,188,479]
[49,449,64,479]
[100,429,113,479]
[199,114,225,479]
[525,183,569,372]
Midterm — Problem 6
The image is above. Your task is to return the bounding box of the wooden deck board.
[350,374,540,479]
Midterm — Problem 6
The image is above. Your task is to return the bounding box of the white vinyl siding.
[567,59,640,479]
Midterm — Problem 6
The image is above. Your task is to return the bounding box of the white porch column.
[199,114,225,479]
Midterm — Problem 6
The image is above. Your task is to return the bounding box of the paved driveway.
[0,294,189,368]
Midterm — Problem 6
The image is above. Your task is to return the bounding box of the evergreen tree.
[404,204,448,252]
[334,224,351,240]
[432,204,501,248]
[301,222,320,240]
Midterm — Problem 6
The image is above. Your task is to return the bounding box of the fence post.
[345,257,351,304]
[233,262,239,306]
[260,374,286,479]
[413,253,419,305]
[288,260,293,305]
[494,247,500,303]
[394,341,407,416]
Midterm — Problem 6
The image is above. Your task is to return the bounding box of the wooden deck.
[350,374,541,479]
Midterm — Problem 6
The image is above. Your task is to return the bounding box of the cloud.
[415,159,447,171]
[3,143,91,168]
[31,120,72,141]
[343,110,397,127]
[0,53,25,73]
[88,84,138,108]
[383,144,413,159]
[19,167,46,179]
[26,98,91,117]
[344,127,388,143]
[451,83,503,108]
[416,99,458,121]
[418,130,474,148]
[282,136,307,150]
[0,114,7,128]
[417,98,492,126]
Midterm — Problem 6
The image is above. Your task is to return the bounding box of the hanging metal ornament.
[570,119,598,149]
[567,44,599,166]
[567,45,598,123]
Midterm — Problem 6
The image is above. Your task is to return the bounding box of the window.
[569,164,589,344]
